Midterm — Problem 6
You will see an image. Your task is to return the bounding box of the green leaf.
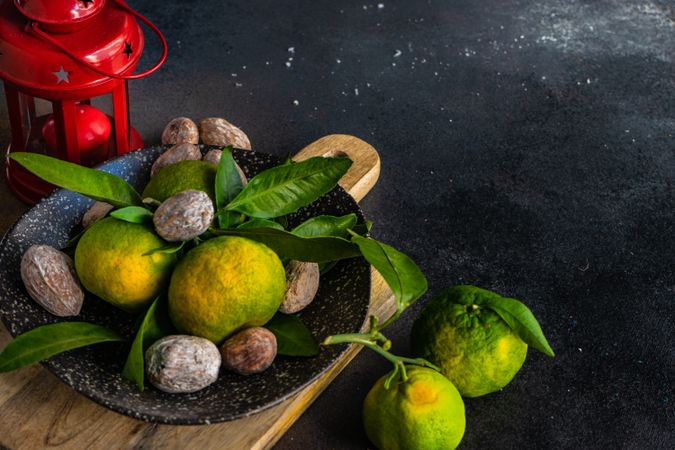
[122,297,175,390]
[319,260,338,274]
[215,146,245,228]
[142,241,185,256]
[265,313,320,356]
[62,227,86,251]
[237,218,284,231]
[110,206,154,224]
[291,214,357,238]
[350,220,374,237]
[210,227,361,263]
[275,216,289,229]
[350,233,428,309]
[9,153,142,207]
[483,297,555,357]
[226,157,352,219]
[142,197,162,208]
[0,322,124,372]
[215,210,245,228]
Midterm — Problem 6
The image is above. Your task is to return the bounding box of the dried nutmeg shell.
[220,327,277,375]
[161,117,199,145]
[279,261,320,314]
[153,190,214,242]
[20,245,84,317]
[203,149,248,186]
[145,335,221,393]
[199,117,252,150]
[82,201,113,228]
[151,142,202,177]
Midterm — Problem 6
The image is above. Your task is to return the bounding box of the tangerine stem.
[322,335,439,372]
[377,307,403,331]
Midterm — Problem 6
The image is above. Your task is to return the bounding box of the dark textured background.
[1,0,674,448]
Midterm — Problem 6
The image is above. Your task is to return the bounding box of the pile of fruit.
[6,116,362,393]
[0,116,555,449]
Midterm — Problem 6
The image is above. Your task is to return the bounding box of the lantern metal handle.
[29,0,168,80]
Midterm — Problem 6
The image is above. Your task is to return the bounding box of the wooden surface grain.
[0,134,393,450]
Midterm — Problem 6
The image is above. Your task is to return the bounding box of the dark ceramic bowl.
[0,146,370,424]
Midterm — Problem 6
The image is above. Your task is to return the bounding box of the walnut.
[279,261,320,314]
[161,117,199,145]
[82,201,113,228]
[153,190,214,242]
[199,118,251,150]
[202,149,248,186]
[20,245,84,317]
[145,335,221,393]
[220,327,277,375]
[151,143,201,177]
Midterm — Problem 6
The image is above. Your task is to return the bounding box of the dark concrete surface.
[1,0,674,448]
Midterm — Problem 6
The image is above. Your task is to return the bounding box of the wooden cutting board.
[0,134,395,450]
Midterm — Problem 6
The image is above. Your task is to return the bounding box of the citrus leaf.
[142,198,162,208]
[350,233,427,309]
[9,152,142,207]
[110,206,154,224]
[122,297,175,391]
[290,214,359,274]
[237,218,284,231]
[291,213,357,238]
[142,241,185,256]
[484,297,555,357]
[215,146,245,228]
[319,260,338,274]
[0,322,124,372]
[226,157,352,219]
[265,313,319,357]
[276,216,289,229]
[215,210,245,228]
[62,227,86,251]
[210,227,361,263]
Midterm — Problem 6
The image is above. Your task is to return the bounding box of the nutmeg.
[220,327,277,375]
[199,117,251,150]
[279,261,320,314]
[153,190,214,242]
[151,142,202,177]
[202,149,248,186]
[20,245,84,317]
[81,201,114,228]
[161,117,199,145]
[145,335,221,393]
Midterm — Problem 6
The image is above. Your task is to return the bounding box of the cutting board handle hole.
[322,149,348,158]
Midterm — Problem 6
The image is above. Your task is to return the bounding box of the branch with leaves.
[322,231,436,387]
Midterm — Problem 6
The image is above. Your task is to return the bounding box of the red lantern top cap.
[0,0,168,99]
[14,0,105,30]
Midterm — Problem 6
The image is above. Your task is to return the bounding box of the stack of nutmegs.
[19,117,321,394]
[153,117,251,175]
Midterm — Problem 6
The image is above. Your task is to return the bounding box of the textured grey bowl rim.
[0,146,371,425]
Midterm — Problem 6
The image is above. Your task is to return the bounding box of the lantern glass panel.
[16,93,51,156]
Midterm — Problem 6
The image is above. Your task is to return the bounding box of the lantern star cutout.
[52,66,71,84]
[123,41,133,59]
[80,0,94,7]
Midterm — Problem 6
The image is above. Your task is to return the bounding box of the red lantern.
[0,0,167,203]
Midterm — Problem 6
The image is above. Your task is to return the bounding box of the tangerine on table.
[362,365,466,450]
[411,285,528,398]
